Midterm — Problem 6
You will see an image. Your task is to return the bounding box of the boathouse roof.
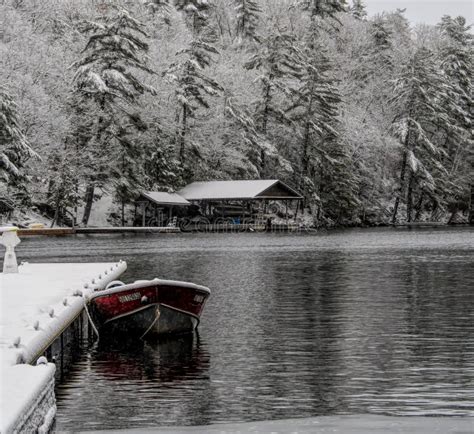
[140,191,190,206]
[178,180,303,201]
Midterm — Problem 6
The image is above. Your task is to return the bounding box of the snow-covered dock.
[0,260,127,433]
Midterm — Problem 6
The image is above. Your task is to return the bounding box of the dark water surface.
[15,228,474,430]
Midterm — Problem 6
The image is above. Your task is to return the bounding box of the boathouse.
[178,179,303,222]
[136,180,303,226]
[134,191,190,227]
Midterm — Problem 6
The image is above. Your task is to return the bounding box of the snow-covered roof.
[140,191,190,206]
[178,180,302,201]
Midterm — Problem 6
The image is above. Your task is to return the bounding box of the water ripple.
[19,228,474,430]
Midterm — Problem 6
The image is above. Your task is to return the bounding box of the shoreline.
[13,221,473,237]
[77,415,474,433]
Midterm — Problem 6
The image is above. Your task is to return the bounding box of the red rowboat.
[88,279,210,338]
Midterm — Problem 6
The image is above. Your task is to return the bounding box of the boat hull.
[101,304,199,336]
[88,280,209,338]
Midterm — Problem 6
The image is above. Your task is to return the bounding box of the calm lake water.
[15,227,474,430]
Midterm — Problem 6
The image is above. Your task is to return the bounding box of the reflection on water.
[16,228,474,430]
[55,334,211,430]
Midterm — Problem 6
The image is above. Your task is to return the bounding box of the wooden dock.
[18,227,180,236]
[76,226,180,234]
[18,228,76,236]
[182,223,302,233]
[393,222,471,228]
[18,224,304,235]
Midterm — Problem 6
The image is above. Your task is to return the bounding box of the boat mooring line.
[83,298,100,340]
[139,305,161,340]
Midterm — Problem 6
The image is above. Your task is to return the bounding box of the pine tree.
[384,8,411,47]
[297,0,347,23]
[0,86,38,194]
[166,38,222,174]
[224,96,293,177]
[390,47,456,223]
[109,124,147,226]
[72,6,155,226]
[349,0,367,20]
[244,32,302,176]
[289,46,359,222]
[145,0,172,24]
[47,151,81,227]
[174,0,213,35]
[437,16,473,221]
[289,0,359,223]
[233,0,261,43]
[370,15,393,68]
[143,124,182,191]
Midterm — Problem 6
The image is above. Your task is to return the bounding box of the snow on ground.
[1,209,54,229]
[77,193,114,227]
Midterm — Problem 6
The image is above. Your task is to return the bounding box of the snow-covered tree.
[46,150,81,227]
[224,96,293,178]
[109,125,147,226]
[371,15,391,50]
[143,123,182,191]
[72,6,155,225]
[244,32,302,175]
[245,33,301,135]
[288,0,359,223]
[2,0,472,227]
[286,37,338,189]
[368,14,394,73]
[436,16,473,221]
[0,86,38,193]
[389,47,456,223]
[174,0,213,35]
[384,8,411,49]
[145,0,172,24]
[233,0,261,42]
[349,0,367,20]
[166,38,222,173]
[297,0,347,25]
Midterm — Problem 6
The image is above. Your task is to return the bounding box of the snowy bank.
[0,261,127,433]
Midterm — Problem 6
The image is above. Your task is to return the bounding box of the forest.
[0,0,472,227]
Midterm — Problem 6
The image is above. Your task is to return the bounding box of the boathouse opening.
[177,179,303,224]
[134,191,190,227]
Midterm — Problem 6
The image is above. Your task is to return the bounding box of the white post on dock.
[0,226,20,273]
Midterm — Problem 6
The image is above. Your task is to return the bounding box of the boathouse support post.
[470,184,474,225]
[141,202,146,227]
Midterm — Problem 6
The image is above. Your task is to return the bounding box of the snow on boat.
[87,278,210,338]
